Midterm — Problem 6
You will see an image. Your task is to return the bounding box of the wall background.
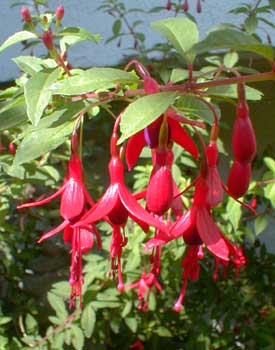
[0,0,265,82]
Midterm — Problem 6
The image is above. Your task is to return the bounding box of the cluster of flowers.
[18,59,256,312]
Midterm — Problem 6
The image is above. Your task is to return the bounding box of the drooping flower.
[227,160,251,198]
[75,116,168,290]
[18,130,99,307]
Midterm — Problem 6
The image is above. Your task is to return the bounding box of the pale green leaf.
[0,317,12,326]
[58,27,100,43]
[264,157,275,174]
[223,52,239,68]
[13,56,57,76]
[192,29,274,60]
[47,292,68,319]
[13,121,75,166]
[226,197,242,230]
[244,14,258,34]
[0,31,37,53]
[0,96,27,130]
[119,92,176,143]
[81,303,96,338]
[50,68,139,96]
[71,326,84,350]
[24,69,59,125]
[121,301,132,318]
[155,326,172,337]
[207,85,262,101]
[151,17,199,63]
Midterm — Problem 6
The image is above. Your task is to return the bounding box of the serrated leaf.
[223,52,239,68]
[125,317,138,333]
[264,157,275,174]
[0,31,37,53]
[175,95,220,124]
[24,69,59,125]
[47,292,68,319]
[151,17,199,63]
[254,215,268,236]
[13,120,75,166]
[81,303,96,338]
[119,92,176,143]
[50,68,138,96]
[207,85,262,101]
[192,29,274,60]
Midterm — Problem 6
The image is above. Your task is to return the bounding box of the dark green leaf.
[119,92,176,143]
[112,19,122,36]
[24,69,59,125]
[121,301,132,318]
[0,96,27,130]
[51,68,139,95]
[244,15,258,34]
[151,17,199,63]
[269,0,275,9]
[0,31,37,53]
[175,95,220,124]
[155,326,172,337]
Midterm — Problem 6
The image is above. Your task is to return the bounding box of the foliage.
[0,1,275,349]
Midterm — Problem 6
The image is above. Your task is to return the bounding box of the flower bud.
[8,142,16,155]
[42,30,54,50]
[227,160,251,198]
[232,100,256,164]
[55,5,64,22]
[197,0,202,13]
[166,0,172,10]
[21,7,32,23]
[183,0,189,12]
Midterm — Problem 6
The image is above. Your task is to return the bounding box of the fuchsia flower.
[76,116,168,291]
[18,130,100,307]
[125,76,201,170]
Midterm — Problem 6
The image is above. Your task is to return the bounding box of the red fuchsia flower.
[75,115,168,291]
[126,246,162,311]
[130,340,144,349]
[21,7,32,23]
[18,130,99,307]
[125,76,201,170]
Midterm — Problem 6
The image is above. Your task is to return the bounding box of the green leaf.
[51,332,65,350]
[264,157,275,174]
[0,96,27,130]
[113,19,122,36]
[0,317,12,326]
[244,14,258,34]
[0,31,37,53]
[155,326,172,337]
[119,92,176,143]
[226,197,242,230]
[13,56,57,76]
[58,26,100,43]
[25,314,38,333]
[223,52,239,68]
[151,17,199,63]
[91,301,121,309]
[71,326,84,350]
[269,0,275,9]
[121,301,132,318]
[175,95,220,124]
[125,317,138,333]
[264,183,275,207]
[254,215,268,236]
[51,68,139,95]
[207,85,262,101]
[192,29,274,60]
[13,120,75,166]
[24,69,59,125]
[124,249,141,272]
[47,292,68,319]
[80,303,96,338]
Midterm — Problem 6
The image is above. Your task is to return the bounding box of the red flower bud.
[197,0,202,13]
[8,142,16,155]
[166,0,172,11]
[21,7,32,23]
[55,5,64,21]
[232,100,256,164]
[227,160,251,198]
[42,30,54,50]
[183,0,189,12]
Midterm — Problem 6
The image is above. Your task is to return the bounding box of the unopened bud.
[166,0,172,11]
[197,0,202,13]
[8,142,16,155]
[42,30,54,50]
[21,7,32,23]
[183,0,189,12]
[55,5,64,22]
